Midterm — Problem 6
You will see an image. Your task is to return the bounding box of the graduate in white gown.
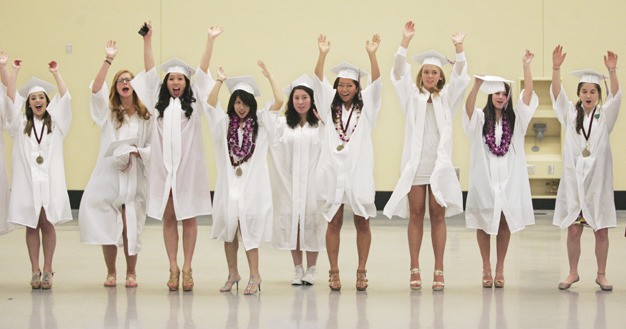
[383,21,469,291]
[268,74,326,286]
[313,33,381,292]
[0,53,13,236]
[551,46,621,291]
[1,58,72,290]
[463,51,537,289]
[131,23,221,291]
[78,40,152,288]
[207,62,283,295]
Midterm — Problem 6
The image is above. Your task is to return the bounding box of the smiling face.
[419,64,443,92]
[292,89,312,118]
[115,71,134,99]
[578,83,600,111]
[491,90,509,110]
[28,91,48,119]
[234,96,251,119]
[336,78,358,106]
[166,72,187,98]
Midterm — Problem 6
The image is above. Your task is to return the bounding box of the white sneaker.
[291,265,304,285]
[302,265,316,285]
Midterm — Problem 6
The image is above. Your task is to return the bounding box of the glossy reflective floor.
[1,210,625,329]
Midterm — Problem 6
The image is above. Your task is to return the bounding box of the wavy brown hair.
[109,70,150,128]
[24,92,52,136]
[574,82,602,134]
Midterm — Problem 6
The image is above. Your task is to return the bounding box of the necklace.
[227,115,256,176]
[333,104,360,151]
[32,121,46,164]
[484,117,512,157]
[581,106,597,157]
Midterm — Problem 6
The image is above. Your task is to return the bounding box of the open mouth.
[122,87,130,93]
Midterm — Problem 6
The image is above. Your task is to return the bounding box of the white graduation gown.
[312,75,382,221]
[79,82,152,255]
[206,100,275,251]
[131,67,212,220]
[6,93,72,228]
[0,85,13,235]
[463,92,538,234]
[551,86,622,230]
[268,114,326,251]
[383,49,469,219]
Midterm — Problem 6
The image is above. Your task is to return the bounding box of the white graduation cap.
[282,74,313,96]
[571,69,607,84]
[412,50,449,69]
[474,75,513,94]
[18,77,56,98]
[225,75,261,96]
[330,61,368,81]
[160,58,195,78]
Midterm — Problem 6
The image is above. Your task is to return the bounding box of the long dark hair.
[286,85,319,129]
[24,93,52,136]
[154,73,195,119]
[482,83,516,137]
[227,89,259,139]
[331,77,363,125]
[574,82,602,134]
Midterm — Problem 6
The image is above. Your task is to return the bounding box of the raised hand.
[141,21,153,39]
[0,52,7,66]
[523,49,534,65]
[452,32,467,45]
[318,34,331,54]
[366,34,381,54]
[13,59,22,71]
[208,25,224,40]
[258,60,272,78]
[105,40,118,60]
[48,60,59,73]
[604,50,618,70]
[403,21,415,40]
[216,66,227,81]
[552,45,566,69]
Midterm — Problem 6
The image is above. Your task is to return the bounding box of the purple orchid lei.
[484,118,512,157]
[333,105,360,142]
[227,115,256,166]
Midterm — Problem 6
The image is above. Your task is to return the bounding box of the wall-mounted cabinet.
[521,78,561,198]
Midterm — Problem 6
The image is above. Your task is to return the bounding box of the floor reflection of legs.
[494,289,508,329]
[356,292,369,329]
[103,287,118,328]
[477,289,491,329]
[564,291,580,329]
[325,292,340,329]
[432,290,444,329]
[167,291,180,328]
[224,291,240,329]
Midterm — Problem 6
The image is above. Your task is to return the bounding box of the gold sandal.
[125,274,138,288]
[167,269,180,291]
[328,270,341,291]
[30,271,41,289]
[356,270,368,291]
[410,268,421,290]
[104,274,117,287]
[482,271,493,288]
[432,270,445,291]
[182,269,194,291]
[41,272,54,290]
[494,272,505,288]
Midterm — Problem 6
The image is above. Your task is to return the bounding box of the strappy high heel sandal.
[41,272,54,290]
[244,274,262,295]
[30,271,41,289]
[328,270,341,291]
[482,271,493,288]
[182,269,194,291]
[410,268,421,290]
[494,272,505,288]
[220,273,241,292]
[432,270,445,291]
[167,269,180,291]
[356,270,368,291]
[104,274,117,287]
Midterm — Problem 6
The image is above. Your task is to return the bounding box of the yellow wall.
[2,0,626,191]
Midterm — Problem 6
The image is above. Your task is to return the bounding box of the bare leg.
[221,235,241,291]
[306,251,319,267]
[291,227,303,266]
[26,223,42,273]
[428,186,446,287]
[121,208,137,277]
[562,224,584,284]
[39,209,56,274]
[162,194,179,272]
[494,215,510,284]
[326,205,344,272]
[594,228,610,286]
[102,245,117,276]
[354,215,371,271]
[407,185,427,285]
[476,229,492,284]
[181,218,197,272]
[244,248,261,294]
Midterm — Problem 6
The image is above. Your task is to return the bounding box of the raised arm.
[551,45,566,98]
[258,60,284,111]
[141,22,155,72]
[0,52,14,100]
[366,34,381,82]
[465,77,482,119]
[92,40,118,93]
[48,61,67,97]
[522,50,534,106]
[451,32,467,75]
[393,21,414,80]
[208,66,225,108]
[315,34,330,81]
[199,25,223,73]
[604,50,619,95]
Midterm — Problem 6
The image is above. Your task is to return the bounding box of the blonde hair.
[415,66,446,95]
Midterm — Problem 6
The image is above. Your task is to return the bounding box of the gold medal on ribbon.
[235,167,243,176]
[36,155,44,164]
[582,148,590,157]
[336,144,344,151]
